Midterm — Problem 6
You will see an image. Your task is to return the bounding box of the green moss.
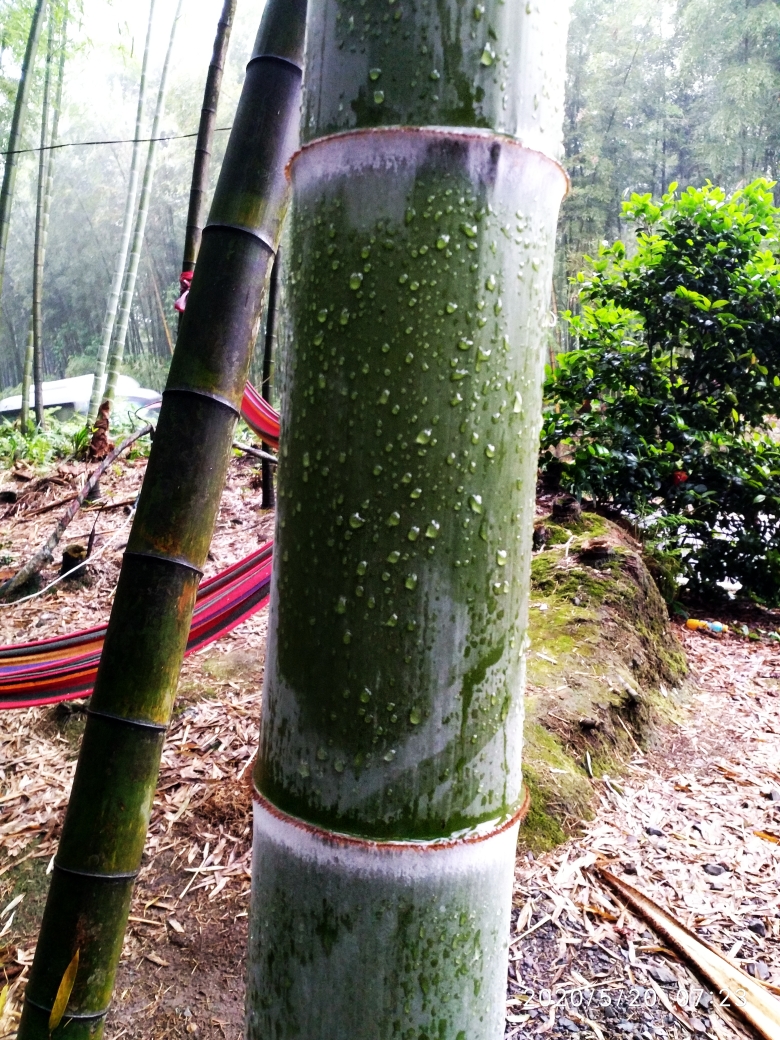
[520,514,689,852]
[521,725,593,853]
[520,778,566,853]
[535,512,609,546]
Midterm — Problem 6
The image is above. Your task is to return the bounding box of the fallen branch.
[83,493,141,511]
[0,423,152,600]
[19,491,79,519]
[596,866,780,1040]
[232,440,277,464]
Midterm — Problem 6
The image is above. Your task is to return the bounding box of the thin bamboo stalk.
[260,251,278,509]
[0,0,47,304]
[85,0,155,424]
[16,0,306,1034]
[26,1,67,433]
[102,0,183,408]
[147,255,173,353]
[247,1,571,1036]
[32,14,54,429]
[19,316,33,434]
[181,0,236,275]
[2,304,21,389]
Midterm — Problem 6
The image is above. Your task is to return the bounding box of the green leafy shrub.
[541,179,780,604]
[0,414,88,468]
[0,412,151,469]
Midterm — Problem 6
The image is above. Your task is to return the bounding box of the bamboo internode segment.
[17,0,306,1035]
[250,0,571,1034]
[301,0,570,156]
[257,129,567,841]
[248,795,522,1040]
[182,0,236,274]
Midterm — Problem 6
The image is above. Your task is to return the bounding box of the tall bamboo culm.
[16,0,305,1034]
[181,0,236,275]
[31,15,54,428]
[23,2,65,432]
[102,0,182,408]
[19,316,33,434]
[86,0,155,424]
[260,251,278,508]
[247,2,571,1037]
[0,0,47,305]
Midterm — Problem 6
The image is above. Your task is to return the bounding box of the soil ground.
[0,453,778,1039]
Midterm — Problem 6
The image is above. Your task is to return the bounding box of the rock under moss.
[520,512,688,853]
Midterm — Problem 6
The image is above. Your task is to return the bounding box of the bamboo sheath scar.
[16,1,306,1036]
[248,2,571,1037]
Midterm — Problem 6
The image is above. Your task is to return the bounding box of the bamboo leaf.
[754,829,780,844]
[596,867,780,1040]
[48,948,79,1033]
[0,982,9,1020]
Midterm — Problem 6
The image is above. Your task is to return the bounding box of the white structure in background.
[0,374,159,421]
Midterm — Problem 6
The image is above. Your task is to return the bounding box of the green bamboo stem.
[31,14,54,429]
[0,0,47,305]
[16,0,305,1035]
[26,2,67,433]
[181,0,236,274]
[102,0,183,408]
[86,0,156,424]
[260,251,278,508]
[19,315,33,434]
[247,1,571,1036]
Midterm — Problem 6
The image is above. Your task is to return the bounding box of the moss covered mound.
[520,512,687,852]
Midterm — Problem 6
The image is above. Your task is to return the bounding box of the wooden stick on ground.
[232,440,278,464]
[597,866,780,1040]
[0,423,152,600]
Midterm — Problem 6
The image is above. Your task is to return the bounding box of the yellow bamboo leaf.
[754,830,780,844]
[48,948,79,1033]
[0,982,8,1019]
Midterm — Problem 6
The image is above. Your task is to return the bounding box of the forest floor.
[0,453,778,1039]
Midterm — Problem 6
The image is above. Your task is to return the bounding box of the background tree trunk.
[31,14,54,429]
[0,0,47,306]
[16,0,305,1034]
[19,316,33,434]
[181,0,236,276]
[86,0,156,424]
[246,1,571,1036]
[260,250,278,508]
[103,0,183,408]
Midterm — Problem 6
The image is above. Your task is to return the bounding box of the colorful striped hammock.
[0,383,278,710]
[240,381,280,450]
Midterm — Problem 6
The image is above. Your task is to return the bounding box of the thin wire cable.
[0,125,232,158]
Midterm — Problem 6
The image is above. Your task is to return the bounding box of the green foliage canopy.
[542,179,780,603]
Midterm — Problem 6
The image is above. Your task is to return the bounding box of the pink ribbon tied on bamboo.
[174,270,193,313]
